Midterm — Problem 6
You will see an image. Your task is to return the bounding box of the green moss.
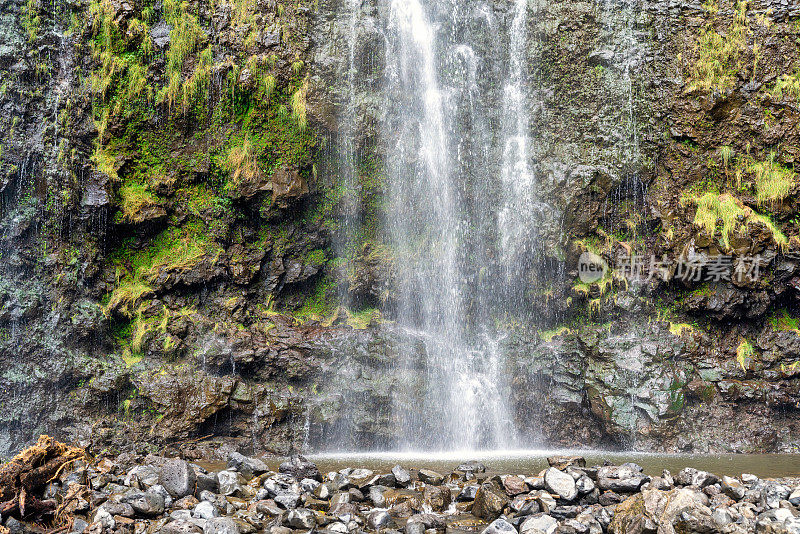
[669,322,695,336]
[157,0,207,113]
[687,0,750,93]
[736,339,754,372]
[22,0,41,42]
[307,249,327,266]
[745,152,796,205]
[346,308,380,329]
[105,224,221,317]
[772,67,800,100]
[294,275,337,322]
[770,309,800,333]
[118,182,158,222]
[681,191,787,250]
[540,326,569,342]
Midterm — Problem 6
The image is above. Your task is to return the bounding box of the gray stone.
[418,469,444,485]
[520,515,558,534]
[457,485,479,502]
[279,456,322,481]
[122,491,166,517]
[274,491,302,509]
[100,501,135,518]
[150,21,172,48]
[597,465,647,493]
[126,465,161,488]
[722,476,746,500]
[369,485,390,507]
[286,508,316,529]
[392,465,411,485]
[150,484,174,508]
[676,468,719,488]
[367,510,392,530]
[93,507,115,529]
[161,459,197,498]
[457,461,487,473]
[407,513,446,530]
[473,481,510,520]
[196,472,219,495]
[227,452,268,477]
[481,518,517,534]
[4,518,23,534]
[349,468,375,487]
[71,519,88,534]
[575,476,595,494]
[300,478,321,493]
[544,468,578,501]
[193,501,219,519]
[163,520,204,534]
[217,471,241,496]
[203,517,240,534]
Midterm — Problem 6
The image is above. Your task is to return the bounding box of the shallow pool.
[300,449,800,479]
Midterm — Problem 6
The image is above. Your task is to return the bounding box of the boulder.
[544,468,578,501]
[575,476,595,494]
[609,488,714,534]
[503,475,528,496]
[676,468,719,488]
[286,508,316,529]
[121,491,165,517]
[423,485,452,511]
[203,517,240,534]
[473,481,510,520]
[482,518,518,534]
[193,501,219,519]
[126,465,161,489]
[520,514,558,534]
[597,465,648,493]
[458,461,488,473]
[279,456,322,481]
[227,453,268,478]
[392,465,411,485]
[458,485,480,502]
[217,471,241,496]
[721,476,746,500]
[161,459,197,499]
[547,457,586,470]
[419,469,445,485]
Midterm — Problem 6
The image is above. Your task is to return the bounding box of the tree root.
[0,436,85,522]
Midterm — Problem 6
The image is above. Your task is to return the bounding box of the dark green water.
[304,451,800,479]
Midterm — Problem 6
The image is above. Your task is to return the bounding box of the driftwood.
[0,436,85,521]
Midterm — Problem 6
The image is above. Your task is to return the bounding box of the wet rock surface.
[6,453,800,534]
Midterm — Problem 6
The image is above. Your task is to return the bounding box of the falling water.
[382,0,527,451]
[314,0,560,451]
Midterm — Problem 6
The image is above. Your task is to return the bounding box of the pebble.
[25,453,800,534]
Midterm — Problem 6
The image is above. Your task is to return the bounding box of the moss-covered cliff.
[1,0,800,456]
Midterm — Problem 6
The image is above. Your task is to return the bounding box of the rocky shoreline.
[2,441,800,534]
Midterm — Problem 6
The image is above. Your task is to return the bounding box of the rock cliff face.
[1,0,800,457]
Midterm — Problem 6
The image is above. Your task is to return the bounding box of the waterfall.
[499,0,533,268]
[314,0,551,451]
[382,0,526,451]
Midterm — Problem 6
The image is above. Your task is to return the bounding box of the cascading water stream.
[313,0,556,452]
[385,0,468,450]
[384,0,525,451]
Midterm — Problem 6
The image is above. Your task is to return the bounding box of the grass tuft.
[118,182,158,222]
[736,339,753,372]
[682,191,787,250]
